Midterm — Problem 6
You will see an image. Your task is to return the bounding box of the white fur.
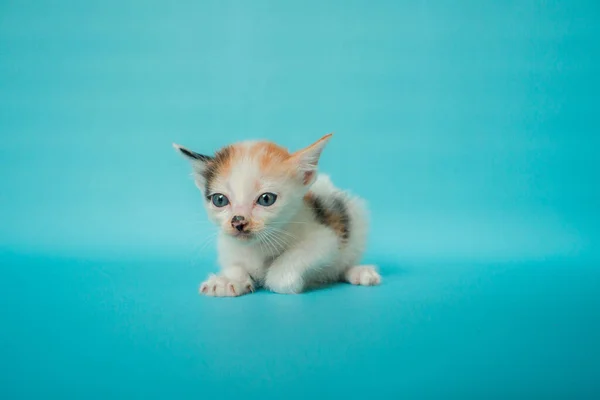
[199,173,380,296]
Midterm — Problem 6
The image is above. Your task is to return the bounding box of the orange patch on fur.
[202,145,237,193]
[213,145,237,174]
[251,141,292,175]
[206,135,332,191]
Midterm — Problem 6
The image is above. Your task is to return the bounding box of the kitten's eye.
[257,192,277,207]
[211,193,229,207]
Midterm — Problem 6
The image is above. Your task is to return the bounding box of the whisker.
[269,221,309,225]
[268,227,297,243]
[265,230,288,250]
[187,231,218,268]
[262,231,279,257]
[257,231,268,256]
[193,232,218,255]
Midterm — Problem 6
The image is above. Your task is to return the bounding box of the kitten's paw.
[199,274,254,297]
[265,269,304,294]
[344,265,381,286]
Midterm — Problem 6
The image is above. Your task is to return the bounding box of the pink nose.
[231,215,248,232]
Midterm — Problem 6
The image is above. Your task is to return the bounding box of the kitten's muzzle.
[231,215,249,233]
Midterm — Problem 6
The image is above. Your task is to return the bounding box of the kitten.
[174,133,380,296]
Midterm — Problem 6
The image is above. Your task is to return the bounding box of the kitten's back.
[306,173,368,250]
[301,173,370,283]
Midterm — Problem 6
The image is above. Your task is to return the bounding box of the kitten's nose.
[231,215,248,232]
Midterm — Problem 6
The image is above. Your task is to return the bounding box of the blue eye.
[257,192,277,207]
[211,193,229,207]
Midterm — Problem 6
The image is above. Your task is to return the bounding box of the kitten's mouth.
[231,231,254,240]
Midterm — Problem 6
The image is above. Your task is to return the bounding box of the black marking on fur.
[332,197,350,242]
[305,193,351,244]
[179,147,213,162]
[309,196,328,226]
[202,146,233,195]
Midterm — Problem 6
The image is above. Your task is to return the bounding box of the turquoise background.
[1,0,599,398]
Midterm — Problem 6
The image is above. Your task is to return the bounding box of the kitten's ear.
[290,133,333,186]
[173,143,213,191]
[173,143,213,163]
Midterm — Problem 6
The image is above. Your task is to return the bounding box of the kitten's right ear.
[172,143,213,163]
[173,143,213,191]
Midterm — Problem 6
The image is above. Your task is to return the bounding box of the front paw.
[265,269,304,294]
[199,274,254,297]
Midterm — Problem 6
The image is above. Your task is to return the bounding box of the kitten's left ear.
[290,133,333,186]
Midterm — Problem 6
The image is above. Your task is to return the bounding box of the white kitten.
[174,134,380,296]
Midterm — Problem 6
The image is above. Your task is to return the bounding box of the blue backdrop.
[1,0,599,398]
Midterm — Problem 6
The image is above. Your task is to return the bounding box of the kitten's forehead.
[245,140,290,165]
[206,140,292,194]
[230,141,291,182]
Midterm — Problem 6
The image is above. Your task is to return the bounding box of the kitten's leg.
[264,230,338,294]
[344,265,381,286]
[199,265,255,297]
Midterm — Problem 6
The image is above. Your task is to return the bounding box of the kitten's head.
[174,134,332,241]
